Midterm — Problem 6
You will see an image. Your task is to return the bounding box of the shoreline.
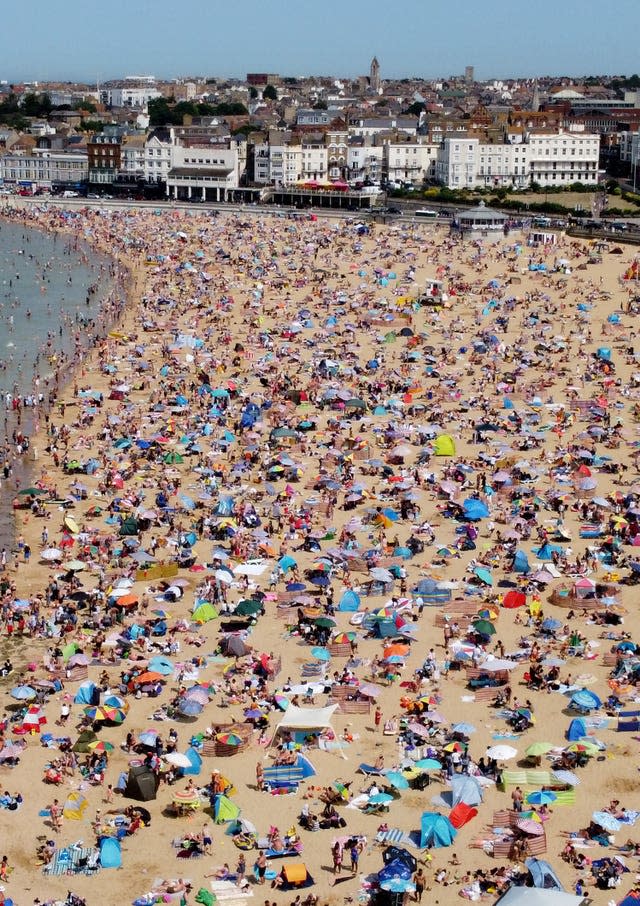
[0,205,141,555]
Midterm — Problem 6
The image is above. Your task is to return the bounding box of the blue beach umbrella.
[383,771,410,790]
[311,647,331,662]
[526,790,557,806]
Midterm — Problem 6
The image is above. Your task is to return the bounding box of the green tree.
[249,86,258,99]
[262,84,278,101]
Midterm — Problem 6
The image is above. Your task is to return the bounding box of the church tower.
[370,56,381,93]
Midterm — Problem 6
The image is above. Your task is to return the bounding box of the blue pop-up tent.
[450,775,483,807]
[100,837,122,868]
[181,747,202,776]
[513,550,530,574]
[566,718,587,741]
[74,681,98,705]
[463,498,490,520]
[420,812,457,848]
[525,857,564,890]
[338,590,360,612]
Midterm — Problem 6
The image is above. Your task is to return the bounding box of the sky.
[2,0,639,85]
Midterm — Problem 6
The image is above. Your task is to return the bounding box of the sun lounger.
[358,763,384,775]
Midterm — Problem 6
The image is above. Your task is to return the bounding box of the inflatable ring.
[233,833,257,850]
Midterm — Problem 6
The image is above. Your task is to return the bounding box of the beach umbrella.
[368,792,394,805]
[486,744,518,760]
[216,732,243,746]
[565,741,599,755]
[314,617,337,629]
[243,708,264,720]
[333,632,358,644]
[384,771,410,790]
[359,682,383,698]
[473,567,493,586]
[0,743,24,761]
[183,687,210,706]
[88,740,114,754]
[414,758,442,771]
[177,698,204,717]
[516,818,545,836]
[66,560,86,572]
[524,742,554,757]
[101,706,128,724]
[18,486,47,496]
[526,790,557,805]
[84,705,110,722]
[235,599,262,617]
[592,811,622,832]
[138,730,159,747]
[274,694,289,711]
[41,548,63,561]
[311,647,331,662]
[164,752,193,769]
[552,769,581,787]
[10,685,37,701]
[570,689,601,710]
[472,619,496,636]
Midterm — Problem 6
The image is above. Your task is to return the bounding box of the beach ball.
[380,278,389,286]
[358,270,367,277]
[388,272,397,279]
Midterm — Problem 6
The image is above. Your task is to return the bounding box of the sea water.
[0,217,114,547]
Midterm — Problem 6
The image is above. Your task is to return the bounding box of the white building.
[101,85,162,109]
[166,142,239,201]
[436,131,600,189]
[144,128,173,184]
[119,135,146,180]
[527,132,600,187]
[0,148,88,188]
[268,136,302,186]
[300,136,328,181]
[384,139,438,186]
[347,139,383,184]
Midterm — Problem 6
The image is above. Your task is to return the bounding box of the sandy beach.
[0,202,639,906]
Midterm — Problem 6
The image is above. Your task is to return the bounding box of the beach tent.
[450,774,483,806]
[449,802,478,829]
[100,837,122,869]
[295,754,317,778]
[525,858,564,890]
[72,729,98,753]
[63,791,88,820]
[433,434,455,456]
[119,516,139,536]
[225,816,258,837]
[495,889,583,906]
[338,590,361,612]
[274,704,338,744]
[463,498,489,520]
[74,681,98,705]
[419,812,457,848]
[212,793,240,824]
[181,747,202,777]
[124,765,158,802]
[192,602,218,623]
[513,550,531,574]
[566,718,587,741]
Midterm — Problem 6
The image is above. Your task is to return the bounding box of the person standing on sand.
[255,851,267,883]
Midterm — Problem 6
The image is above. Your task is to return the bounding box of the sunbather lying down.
[152,878,192,894]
